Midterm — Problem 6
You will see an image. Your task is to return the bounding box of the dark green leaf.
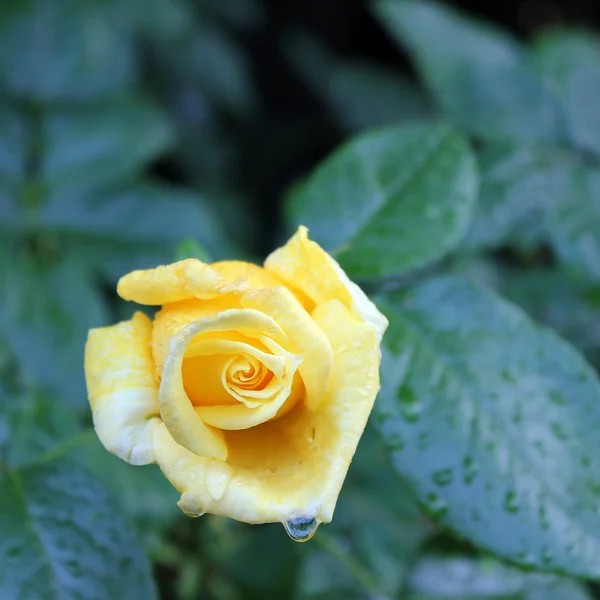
[43,98,174,193]
[0,390,82,468]
[0,459,156,599]
[0,104,27,187]
[287,123,478,278]
[296,426,430,599]
[174,239,213,263]
[407,554,592,599]
[77,438,180,552]
[376,276,600,576]
[373,0,564,141]
[0,253,110,405]
[532,30,600,155]
[286,32,431,133]
[0,0,136,101]
[461,143,558,251]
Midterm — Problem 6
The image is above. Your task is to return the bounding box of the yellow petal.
[152,297,241,379]
[118,259,237,305]
[195,342,303,430]
[84,312,160,465]
[241,286,333,410]
[153,299,380,524]
[264,226,388,341]
[158,309,289,460]
[211,260,286,289]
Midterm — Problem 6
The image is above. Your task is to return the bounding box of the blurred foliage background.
[2,0,600,598]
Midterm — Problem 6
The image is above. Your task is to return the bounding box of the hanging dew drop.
[284,517,319,542]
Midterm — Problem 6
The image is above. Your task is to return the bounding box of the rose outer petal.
[84,312,160,465]
[117,259,237,305]
[264,226,389,341]
[152,299,379,524]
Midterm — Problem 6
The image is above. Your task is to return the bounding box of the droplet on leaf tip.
[284,516,319,542]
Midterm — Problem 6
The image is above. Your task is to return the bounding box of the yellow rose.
[84,226,387,540]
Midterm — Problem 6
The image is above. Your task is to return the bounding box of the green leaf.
[296,426,430,599]
[373,0,564,141]
[461,143,557,251]
[0,104,27,188]
[285,32,431,133]
[0,252,109,405]
[77,438,180,553]
[449,260,600,362]
[407,554,592,599]
[174,239,213,263]
[43,97,174,193]
[0,458,156,599]
[375,276,600,576]
[0,0,136,101]
[543,162,600,282]
[532,30,600,155]
[0,390,83,468]
[287,123,478,279]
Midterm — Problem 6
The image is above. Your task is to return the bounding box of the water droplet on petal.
[284,517,319,542]
[189,472,197,480]
[182,510,205,518]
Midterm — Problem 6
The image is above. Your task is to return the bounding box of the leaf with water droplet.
[375,276,600,577]
[286,122,477,279]
[0,458,156,598]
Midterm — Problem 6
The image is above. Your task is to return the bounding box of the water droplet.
[540,546,552,565]
[417,432,430,450]
[463,457,479,484]
[339,343,348,352]
[538,503,550,530]
[424,492,447,518]
[284,517,319,542]
[66,560,83,578]
[189,472,197,480]
[387,432,405,450]
[402,401,423,422]
[470,508,482,522]
[551,421,569,440]
[432,468,453,487]
[516,551,535,569]
[511,406,523,424]
[182,509,205,518]
[504,491,519,514]
[398,385,422,422]
[352,338,362,348]
[501,369,516,383]
[550,390,566,405]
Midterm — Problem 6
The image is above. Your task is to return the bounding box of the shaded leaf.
[286,32,431,133]
[288,123,478,278]
[408,554,592,599]
[0,459,156,599]
[532,29,600,155]
[373,0,564,141]
[0,0,136,101]
[376,276,600,576]
[0,252,110,405]
[43,97,175,193]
